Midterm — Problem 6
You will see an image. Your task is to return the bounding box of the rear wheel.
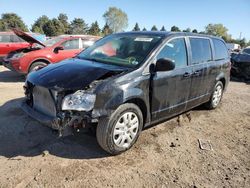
[29,62,47,73]
[96,103,143,155]
[205,81,224,109]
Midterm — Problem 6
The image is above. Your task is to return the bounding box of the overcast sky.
[1,0,249,40]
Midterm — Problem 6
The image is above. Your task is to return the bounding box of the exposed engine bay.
[5,46,42,59]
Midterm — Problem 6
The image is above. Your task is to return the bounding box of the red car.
[0,31,30,62]
[3,29,100,74]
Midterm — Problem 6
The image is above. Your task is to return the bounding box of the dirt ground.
[0,65,249,188]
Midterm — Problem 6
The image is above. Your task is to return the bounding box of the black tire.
[29,62,47,73]
[205,81,224,109]
[96,103,143,155]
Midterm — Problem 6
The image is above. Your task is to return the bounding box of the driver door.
[54,38,81,62]
[151,37,192,121]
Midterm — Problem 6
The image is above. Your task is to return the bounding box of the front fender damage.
[30,71,125,137]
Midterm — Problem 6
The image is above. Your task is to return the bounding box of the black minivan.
[22,31,230,154]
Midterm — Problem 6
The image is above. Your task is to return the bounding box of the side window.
[10,35,24,42]
[61,39,79,50]
[0,34,11,43]
[212,39,229,60]
[81,39,95,48]
[157,38,187,68]
[190,38,212,64]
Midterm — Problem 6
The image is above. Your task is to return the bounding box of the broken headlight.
[61,90,96,111]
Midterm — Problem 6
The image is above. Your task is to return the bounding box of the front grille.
[32,86,57,117]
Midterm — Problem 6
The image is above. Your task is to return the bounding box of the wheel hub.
[113,112,139,149]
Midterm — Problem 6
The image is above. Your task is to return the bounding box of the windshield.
[77,34,163,67]
[44,37,63,47]
[243,48,250,55]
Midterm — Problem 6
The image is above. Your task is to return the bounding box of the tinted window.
[157,38,187,68]
[243,48,250,55]
[190,38,212,64]
[61,39,79,50]
[212,39,229,60]
[0,34,11,43]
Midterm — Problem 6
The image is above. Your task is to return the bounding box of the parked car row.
[2,29,100,74]
[0,31,46,62]
[21,31,230,154]
[231,47,250,80]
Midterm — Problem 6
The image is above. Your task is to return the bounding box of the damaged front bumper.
[21,100,97,136]
[231,63,250,80]
[21,100,62,129]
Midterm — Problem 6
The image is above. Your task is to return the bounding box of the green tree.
[88,21,101,35]
[151,25,158,31]
[103,7,128,33]
[205,23,231,41]
[102,22,112,36]
[142,27,147,31]
[132,22,140,31]
[43,18,65,36]
[69,18,88,34]
[0,13,28,31]
[235,38,246,47]
[58,13,69,34]
[183,28,191,32]
[170,25,180,32]
[246,40,250,47]
[31,15,49,34]
[192,29,198,33]
[160,26,166,31]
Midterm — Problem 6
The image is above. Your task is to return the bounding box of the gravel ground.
[0,66,249,188]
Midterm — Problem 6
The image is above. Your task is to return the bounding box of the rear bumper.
[21,100,61,130]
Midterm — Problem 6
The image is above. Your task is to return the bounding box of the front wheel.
[205,81,224,109]
[29,62,47,73]
[96,103,143,155]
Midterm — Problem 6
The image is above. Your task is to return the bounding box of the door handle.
[192,70,201,76]
[183,72,191,78]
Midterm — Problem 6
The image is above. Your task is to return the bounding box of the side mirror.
[155,58,175,72]
[54,46,64,53]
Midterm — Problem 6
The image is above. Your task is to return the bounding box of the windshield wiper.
[76,56,108,64]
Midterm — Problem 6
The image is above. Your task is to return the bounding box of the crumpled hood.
[27,58,127,90]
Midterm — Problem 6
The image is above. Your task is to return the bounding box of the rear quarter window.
[190,38,212,64]
[212,39,229,60]
[81,39,95,48]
